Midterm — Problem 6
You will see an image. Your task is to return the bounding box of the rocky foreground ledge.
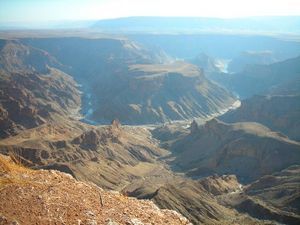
[0,155,191,225]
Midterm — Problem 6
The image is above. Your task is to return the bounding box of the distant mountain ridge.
[210,55,300,99]
[92,16,300,35]
[227,50,277,73]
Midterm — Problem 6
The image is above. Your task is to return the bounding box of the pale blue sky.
[1,0,300,23]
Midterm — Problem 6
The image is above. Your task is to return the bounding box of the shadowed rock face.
[20,38,236,125]
[0,40,81,138]
[246,165,300,214]
[218,166,300,225]
[220,94,300,141]
[220,77,300,142]
[224,56,300,99]
[190,120,199,134]
[149,119,300,224]
[90,62,236,124]
[157,119,300,182]
[122,172,274,225]
[189,53,221,73]
[228,51,277,73]
[0,39,61,74]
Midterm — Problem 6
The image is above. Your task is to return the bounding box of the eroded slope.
[0,40,81,138]
[0,154,191,225]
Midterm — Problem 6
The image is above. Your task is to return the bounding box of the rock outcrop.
[227,51,277,73]
[190,120,199,134]
[217,56,300,99]
[0,122,168,190]
[157,119,300,182]
[218,166,300,225]
[0,40,81,138]
[0,154,191,225]
[220,78,300,141]
[122,173,270,225]
[199,174,241,196]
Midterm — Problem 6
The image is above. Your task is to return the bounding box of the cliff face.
[20,37,236,124]
[0,154,191,225]
[220,77,300,141]
[149,119,300,224]
[122,172,275,225]
[227,51,277,73]
[89,62,235,124]
[246,165,300,215]
[0,38,237,126]
[0,39,60,74]
[218,166,300,225]
[1,35,298,225]
[157,119,300,182]
[224,56,300,99]
[221,94,300,141]
[0,121,276,225]
[0,121,168,190]
[0,40,81,138]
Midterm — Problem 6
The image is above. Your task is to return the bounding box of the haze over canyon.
[0,6,300,225]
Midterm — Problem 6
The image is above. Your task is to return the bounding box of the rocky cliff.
[0,154,191,225]
[221,94,300,141]
[0,40,81,138]
[157,119,300,182]
[20,37,236,124]
[0,121,168,190]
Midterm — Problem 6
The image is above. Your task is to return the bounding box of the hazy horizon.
[1,0,300,24]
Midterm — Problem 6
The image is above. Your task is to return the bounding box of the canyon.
[0,27,299,225]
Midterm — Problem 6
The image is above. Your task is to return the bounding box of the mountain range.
[93,16,300,35]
